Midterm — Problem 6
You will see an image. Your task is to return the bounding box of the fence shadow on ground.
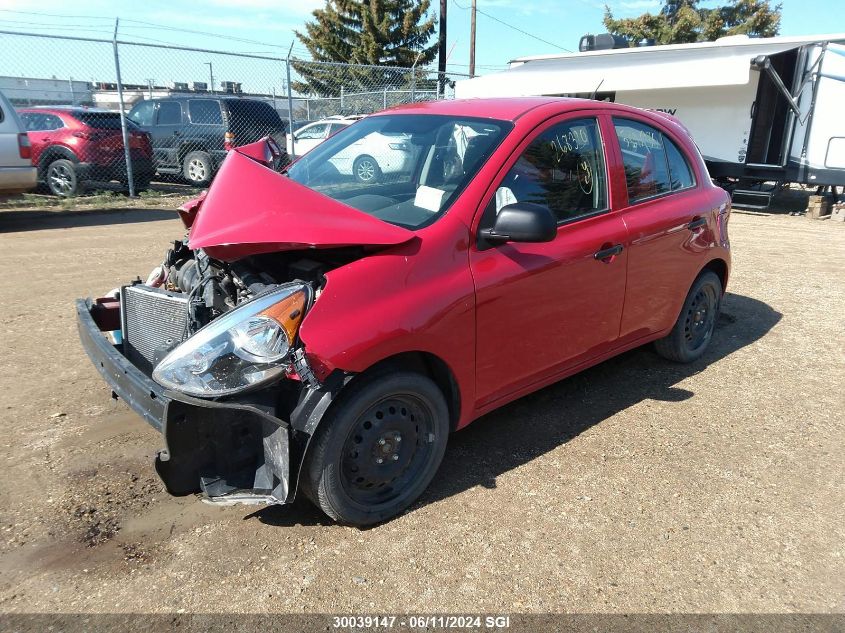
[0,207,180,234]
[255,292,782,528]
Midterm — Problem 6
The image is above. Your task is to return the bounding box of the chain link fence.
[0,28,468,204]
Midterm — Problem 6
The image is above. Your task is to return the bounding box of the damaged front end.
[76,138,412,507]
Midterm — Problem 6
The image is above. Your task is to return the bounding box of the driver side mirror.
[478,202,557,245]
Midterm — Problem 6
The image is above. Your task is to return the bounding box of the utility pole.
[469,0,477,78]
[438,0,447,97]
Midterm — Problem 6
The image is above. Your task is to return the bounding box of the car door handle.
[687,217,707,231]
[593,244,623,260]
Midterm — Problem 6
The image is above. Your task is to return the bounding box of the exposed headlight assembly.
[153,283,309,397]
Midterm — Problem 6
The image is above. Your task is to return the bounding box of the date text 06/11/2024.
[332,615,512,629]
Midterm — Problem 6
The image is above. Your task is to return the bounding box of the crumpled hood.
[188,148,415,261]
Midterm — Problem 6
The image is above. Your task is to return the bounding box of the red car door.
[608,116,716,343]
[470,113,628,410]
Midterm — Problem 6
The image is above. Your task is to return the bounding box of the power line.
[452,0,572,53]
[0,8,295,51]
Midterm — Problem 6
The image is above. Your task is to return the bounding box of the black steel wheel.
[655,270,722,363]
[303,371,449,526]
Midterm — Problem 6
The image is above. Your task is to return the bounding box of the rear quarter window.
[664,136,696,190]
[225,100,284,131]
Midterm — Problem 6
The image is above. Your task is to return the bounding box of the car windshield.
[286,114,512,230]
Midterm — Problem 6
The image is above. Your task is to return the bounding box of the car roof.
[376,97,667,123]
[377,97,565,121]
[17,106,115,115]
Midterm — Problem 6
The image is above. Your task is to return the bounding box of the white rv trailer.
[456,34,845,204]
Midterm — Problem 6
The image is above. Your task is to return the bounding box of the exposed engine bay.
[150,238,364,334]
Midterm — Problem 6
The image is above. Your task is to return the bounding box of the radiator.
[120,284,189,375]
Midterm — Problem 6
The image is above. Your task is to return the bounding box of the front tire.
[182,150,213,186]
[654,270,722,363]
[303,371,449,526]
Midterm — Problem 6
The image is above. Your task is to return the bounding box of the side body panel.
[468,111,629,408]
[604,110,732,343]
[298,215,478,425]
[297,101,730,430]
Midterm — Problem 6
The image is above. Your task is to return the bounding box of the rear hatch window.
[72,111,141,131]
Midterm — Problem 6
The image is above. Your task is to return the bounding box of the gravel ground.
[0,205,842,614]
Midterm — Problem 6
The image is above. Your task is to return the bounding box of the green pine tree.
[603,0,781,45]
[294,0,438,96]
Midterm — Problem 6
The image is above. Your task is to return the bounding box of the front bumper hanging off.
[75,298,292,505]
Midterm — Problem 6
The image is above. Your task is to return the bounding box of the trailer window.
[613,119,671,203]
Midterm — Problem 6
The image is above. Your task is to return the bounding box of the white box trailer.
[456,34,845,205]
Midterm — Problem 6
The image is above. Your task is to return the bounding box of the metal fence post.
[285,44,295,158]
[410,68,416,103]
[340,85,345,112]
[383,87,387,109]
[112,18,135,197]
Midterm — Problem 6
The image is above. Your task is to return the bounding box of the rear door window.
[188,99,223,125]
[20,113,64,131]
[156,101,183,125]
[614,118,694,203]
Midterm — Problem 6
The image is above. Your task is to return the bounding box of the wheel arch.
[37,145,79,177]
[700,257,729,294]
[349,351,461,432]
[288,350,460,504]
[178,141,212,164]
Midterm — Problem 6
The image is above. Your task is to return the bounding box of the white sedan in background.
[287,116,360,157]
[328,130,415,183]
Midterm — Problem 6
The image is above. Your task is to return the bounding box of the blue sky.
[0,0,841,77]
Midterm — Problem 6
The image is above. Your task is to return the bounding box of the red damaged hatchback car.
[77,98,731,526]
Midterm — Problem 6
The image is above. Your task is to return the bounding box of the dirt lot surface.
[0,205,842,614]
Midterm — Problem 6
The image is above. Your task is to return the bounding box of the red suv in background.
[17,107,154,196]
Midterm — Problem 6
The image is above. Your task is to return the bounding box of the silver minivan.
[0,90,36,195]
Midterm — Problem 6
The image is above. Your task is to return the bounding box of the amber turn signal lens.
[260,291,306,344]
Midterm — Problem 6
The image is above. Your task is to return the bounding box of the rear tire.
[182,151,213,186]
[45,159,81,197]
[303,370,449,527]
[654,271,722,363]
